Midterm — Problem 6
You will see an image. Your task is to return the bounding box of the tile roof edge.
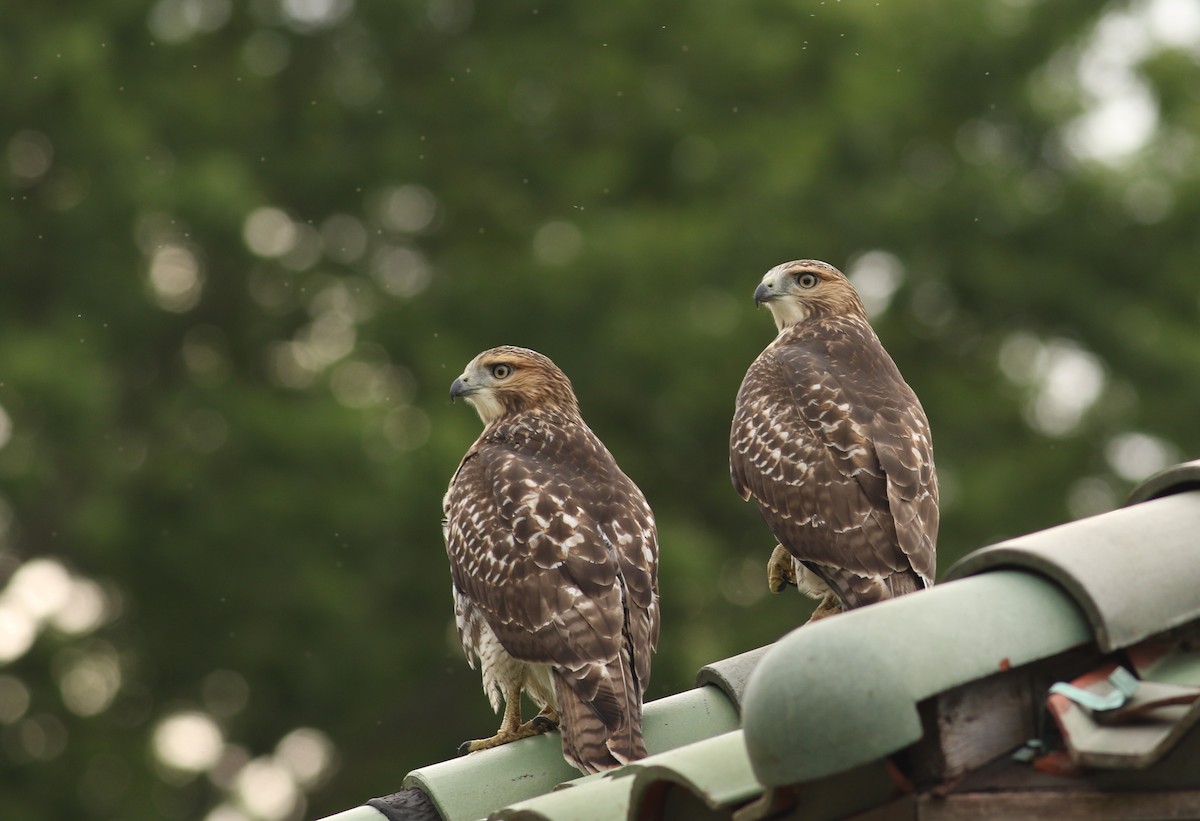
[946,487,1200,652]
[314,807,390,821]
[740,570,1091,787]
[694,645,773,713]
[488,730,762,820]
[1125,459,1200,506]
[626,730,762,813]
[489,769,637,821]
[396,684,740,820]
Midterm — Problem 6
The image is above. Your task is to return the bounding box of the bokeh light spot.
[0,404,12,451]
[1067,476,1119,520]
[51,578,110,636]
[205,803,252,821]
[371,246,431,298]
[234,757,299,820]
[382,406,431,452]
[7,558,72,621]
[847,250,905,318]
[243,208,298,258]
[0,603,37,663]
[532,221,583,266]
[275,727,336,788]
[1105,431,1178,482]
[15,714,69,762]
[0,675,31,724]
[148,0,232,42]
[6,130,53,181]
[153,711,224,772]
[281,0,354,32]
[149,245,205,312]
[718,557,768,607]
[57,643,122,717]
[378,185,437,234]
[202,670,250,719]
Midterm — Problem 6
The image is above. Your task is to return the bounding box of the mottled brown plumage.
[444,346,659,773]
[730,261,938,620]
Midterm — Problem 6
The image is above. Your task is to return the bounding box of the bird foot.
[458,713,559,755]
[804,594,842,624]
[767,544,797,593]
[524,711,559,735]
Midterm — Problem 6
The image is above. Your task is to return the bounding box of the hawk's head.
[753,259,867,332]
[450,346,580,425]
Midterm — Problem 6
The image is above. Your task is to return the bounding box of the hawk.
[444,346,660,773]
[729,260,938,622]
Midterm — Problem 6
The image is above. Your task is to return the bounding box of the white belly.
[455,587,557,714]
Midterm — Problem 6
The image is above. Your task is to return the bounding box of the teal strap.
[1049,666,1139,712]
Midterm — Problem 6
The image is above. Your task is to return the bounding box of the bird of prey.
[730,260,938,622]
[444,346,660,773]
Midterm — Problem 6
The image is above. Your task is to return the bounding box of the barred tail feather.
[553,656,646,774]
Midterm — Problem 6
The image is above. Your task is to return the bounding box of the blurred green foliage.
[1,0,1198,818]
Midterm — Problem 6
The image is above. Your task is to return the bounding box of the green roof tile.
[403,684,740,820]
[741,570,1092,787]
[315,808,389,821]
[695,647,770,712]
[946,489,1200,652]
[1125,458,1200,505]
[626,730,760,815]
[492,770,635,821]
[498,730,762,821]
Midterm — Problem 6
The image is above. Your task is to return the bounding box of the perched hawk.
[443,346,660,773]
[730,260,938,622]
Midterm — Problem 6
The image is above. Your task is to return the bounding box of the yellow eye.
[798,272,818,289]
[491,364,513,379]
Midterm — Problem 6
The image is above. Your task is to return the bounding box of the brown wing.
[444,420,659,770]
[730,319,937,605]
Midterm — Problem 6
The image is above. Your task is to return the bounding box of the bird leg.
[767,545,844,623]
[767,544,797,593]
[459,696,558,755]
[805,593,842,624]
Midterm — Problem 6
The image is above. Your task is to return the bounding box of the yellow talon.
[767,544,796,593]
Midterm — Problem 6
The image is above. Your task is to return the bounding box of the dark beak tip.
[753,283,771,307]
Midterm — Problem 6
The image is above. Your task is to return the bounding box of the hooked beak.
[449,377,472,401]
[754,282,774,307]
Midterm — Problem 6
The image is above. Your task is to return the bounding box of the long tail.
[553,654,646,774]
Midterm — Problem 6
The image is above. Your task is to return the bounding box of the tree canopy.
[2,1,1198,818]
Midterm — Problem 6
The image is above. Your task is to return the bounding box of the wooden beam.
[919,790,1200,820]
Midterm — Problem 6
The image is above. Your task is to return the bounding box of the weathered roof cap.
[694,645,771,712]
[626,730,760,818]
[403,684,739,820]
[492,769,635,821]
[741,570,1091,787]
[1125,458,1200,506]
[496,731,761,821]
[946,482,1200,652]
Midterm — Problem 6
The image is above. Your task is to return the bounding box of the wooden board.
[919,789,1200,820]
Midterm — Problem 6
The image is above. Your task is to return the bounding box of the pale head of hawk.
[449,346,580,425]
[444,346,660,773]
[754,258,868,330]
[730,261,938,622]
